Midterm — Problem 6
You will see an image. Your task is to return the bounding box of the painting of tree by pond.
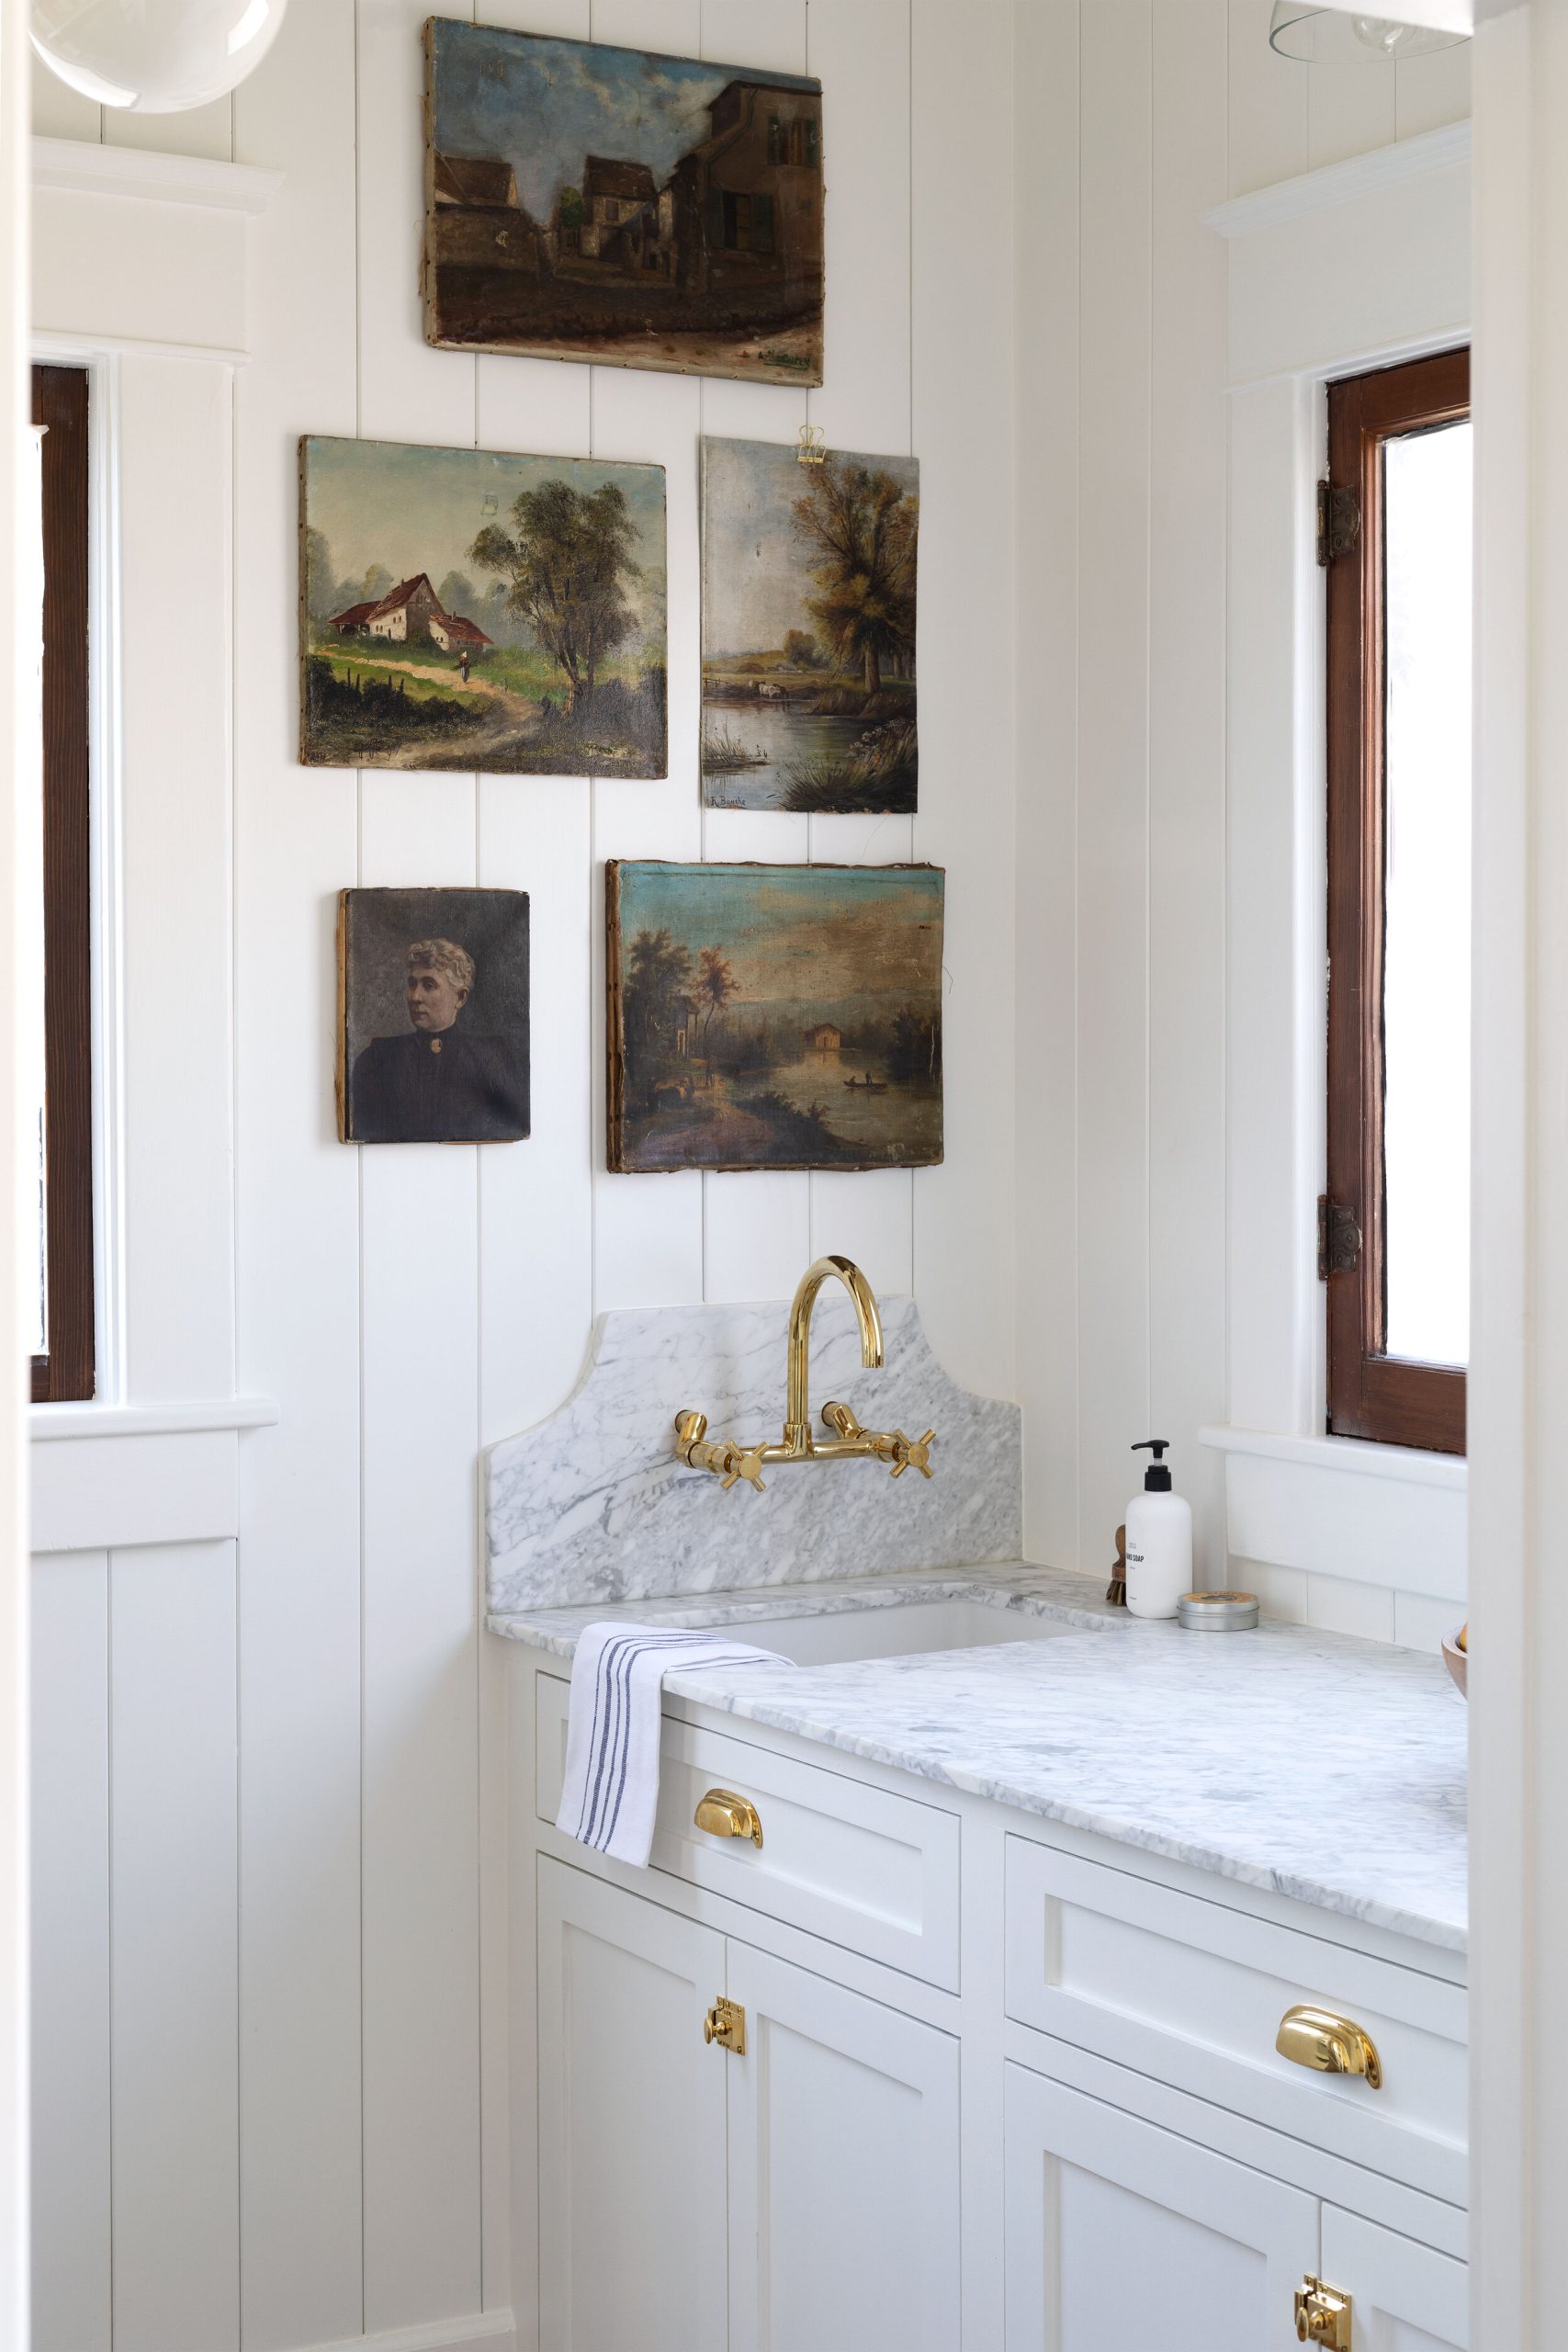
[299,435,666,775]
[606,862,943,1172]
[700,435,918,813]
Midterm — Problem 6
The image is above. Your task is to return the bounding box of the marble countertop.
[490,1562,1468,1953]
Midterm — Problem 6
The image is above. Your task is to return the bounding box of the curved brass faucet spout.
[673,1250,932,1490]
[784,1254,884,1453]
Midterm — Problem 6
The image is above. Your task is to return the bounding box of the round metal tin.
[1177,1589,1260,1632]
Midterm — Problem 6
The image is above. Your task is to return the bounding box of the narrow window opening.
[30,362,95,1405]
[1325,346,1470,1454]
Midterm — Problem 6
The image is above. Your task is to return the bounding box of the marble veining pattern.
[485,1294,1021,1612]
[491,1565,1467,1950]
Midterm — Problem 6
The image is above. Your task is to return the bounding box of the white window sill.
[30,1396,278,1443]
[1198,1423,1466,1490]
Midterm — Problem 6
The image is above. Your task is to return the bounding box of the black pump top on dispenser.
[1132,1440,1172,1492]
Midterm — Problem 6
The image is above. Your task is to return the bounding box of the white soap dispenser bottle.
[1123,1440,1192,1620]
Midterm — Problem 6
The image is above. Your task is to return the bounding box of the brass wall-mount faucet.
[673,1255,935,1495]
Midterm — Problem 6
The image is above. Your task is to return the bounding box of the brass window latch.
[1295,2276,1352,2347]
[703,1996,746,2054]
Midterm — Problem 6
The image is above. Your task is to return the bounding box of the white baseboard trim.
[295,2312,515,2352]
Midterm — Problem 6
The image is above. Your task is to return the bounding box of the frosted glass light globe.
[31,0,288,114]
[1351,14,1420,52]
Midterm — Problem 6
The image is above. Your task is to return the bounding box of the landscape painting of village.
[423,19,824,386]
[299,435,667,775]
[606,861,944,1174]
[701,435,919,813]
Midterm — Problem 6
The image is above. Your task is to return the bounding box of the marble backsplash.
[485,1293,1022,1612]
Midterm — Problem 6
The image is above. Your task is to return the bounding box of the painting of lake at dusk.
[606,862,944,1173]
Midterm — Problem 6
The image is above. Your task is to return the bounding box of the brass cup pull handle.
[1277,2004,1382,2090]
[694,1787,763,1849]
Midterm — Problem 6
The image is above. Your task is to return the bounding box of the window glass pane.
[1382,418,1472,1367]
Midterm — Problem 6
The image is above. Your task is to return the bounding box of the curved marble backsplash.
[486,1293,1022,1612]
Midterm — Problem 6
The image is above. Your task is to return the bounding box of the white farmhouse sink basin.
[729,1595,1082,1668]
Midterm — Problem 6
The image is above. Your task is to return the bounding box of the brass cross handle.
[719,1445,767,1494]
[887,1428,936,1479]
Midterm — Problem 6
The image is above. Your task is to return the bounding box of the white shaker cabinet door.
[724,1942,961,2352]
[536,1858,728,2352]
[1004,2062,1319,2352]
[1321,2207,1468,2349]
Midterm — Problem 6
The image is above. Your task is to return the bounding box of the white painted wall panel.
[1228,0,1310,201]
[1014,0,1081,1571]
[109,1541,240,2352]
[232,5,366,2343]
[30,1425,239,1552]
[354,0,483,2327]
[910,0,1017,1404]
[30,51,99,144]
[1396,41,1472,140]
[103,93,232,164]
[117,352,236,1402]
[32,189,249,353]
[1148,0,1230,1581]
[1074,0,1154,1576]
[30,1554,111,2352]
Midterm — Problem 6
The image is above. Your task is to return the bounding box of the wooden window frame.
[1325,345,1469,1455]
[31,363,95,1404]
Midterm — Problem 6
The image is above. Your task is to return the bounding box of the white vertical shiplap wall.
[1012,0,1471,1606]
[29,6,1018,2349]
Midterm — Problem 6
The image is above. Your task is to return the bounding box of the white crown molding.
[31,134,282,217]
[1202,119,1471,243]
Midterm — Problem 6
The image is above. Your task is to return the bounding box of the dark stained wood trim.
[31,365,95,1403]
[1325,345,1469,1454]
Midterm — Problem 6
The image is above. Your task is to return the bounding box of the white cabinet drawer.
[1004,1835,1466,2204]
[536,1668,961,1989]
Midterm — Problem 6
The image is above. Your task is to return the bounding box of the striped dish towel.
[558,1622,789,1868]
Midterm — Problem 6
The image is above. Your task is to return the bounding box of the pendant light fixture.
[31,0,289,114]
[1269,6,1468,60]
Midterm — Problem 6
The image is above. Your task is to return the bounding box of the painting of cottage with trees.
[700,435,919,813]
[423,20,823,387]
[299,435,667,775]
[606,861,943,1173]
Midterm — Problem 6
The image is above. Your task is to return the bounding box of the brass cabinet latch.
[1317,1196,1361,1281]
[703,1996,746,2054]
[1277,2004,1382,2089]
[694,1787,763,1848]
[1295,2276,1352,2347]
[1316,480,1361,567]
